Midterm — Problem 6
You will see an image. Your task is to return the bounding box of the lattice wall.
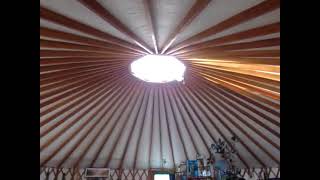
[239,168,280,179]
[40,167,149,180]
[40,167,279,180]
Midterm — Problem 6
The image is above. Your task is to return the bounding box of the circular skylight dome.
[130,55,186,83]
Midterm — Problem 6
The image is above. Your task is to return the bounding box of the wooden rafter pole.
[148,87,156,168]
[163,87,189,160]
[73,82,143,167]
[170,86,211,155]
[160,0,211,54]
[40,39,140,56]
[56,81,139,168]
[190,78,280,164]
[143,0,159,54]
[188,68,280,109]
[40,79,136,167]
[40,7,146,53]
[133,88,152,169]
[167,85,203,156]
[176,84,250,168]
[177,38,280,56]
[78,0,153,54]
[169,22,280,55]
[40,73,130,136]
[111,88,148,169]
[184,80,267,167]
[40,27,145,55]
[159,88,176,168]
[168,0,280,53]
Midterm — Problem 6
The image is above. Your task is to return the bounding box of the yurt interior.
[40,0,280,179]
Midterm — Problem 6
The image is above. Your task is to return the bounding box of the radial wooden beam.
[41,76,131,147]
[133,89,152,169]
[160,0,211,54]
[143,0,159,54]
[179,38,280,56]
[163,87,188,160]
[73,83,142,167]
[104,88,148,168]
[40,39,140,56]
[41,70,112,101]
[40,60,129,73]
[160,88,176,168]
[167,86,202,156]
[192,65,280,94]
[179,49,280,60]
[56,81,139,168]
[148,88,156,168]
[193,70,280,109]
[78,0,153,54]
[116,87,148,169]
[176,85,249,168]
[184,84,267,167]
[40,27,145,55]
[170,87,210,156]
[189,66,279,103]
[170,22,280,55]
[191,62,280,82]
[40,57,133,65]
[41,80,136,167]
[40,7,146,53]
[157,88,163,168]
[168,0,280,53]
[207,80,280,127]
[213,82,280,117]
[40,61,125,85]
[40,50,138,58]
[190,61,280,81]
[40,71,107,100]
[192,77,280,142]
[188,63,280,86]
[40,66,125,93]
[197,70,280,101]
[40,71,129,128]
[189,72,280,130]
[194,85,279,165]
[40,72,114,117]
[40,61,126,82]
[40,67,127,106]
[183,57,280,66]
[215,38,280,51]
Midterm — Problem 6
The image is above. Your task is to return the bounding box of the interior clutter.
[40,136,279,180]
[175,136,243,180]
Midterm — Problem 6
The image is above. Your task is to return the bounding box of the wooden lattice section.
[40,167,279,180]
[239,167,280,179]
[40,167,149,180]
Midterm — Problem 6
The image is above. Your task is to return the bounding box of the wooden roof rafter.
[143,0,159,54]
[78,0,154,54]
[160,0,211,54]
[40,6,146,53]
[168,0,280,54]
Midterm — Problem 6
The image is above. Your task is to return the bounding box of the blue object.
[214,160,229,172]
[214,160,230,180]
[187,160,198,177]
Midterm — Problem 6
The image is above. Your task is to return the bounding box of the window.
[130,55,186,83]
[154,174,170,180]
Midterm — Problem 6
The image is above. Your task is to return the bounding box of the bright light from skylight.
[130,55,186,83]
[154,174,170,180]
